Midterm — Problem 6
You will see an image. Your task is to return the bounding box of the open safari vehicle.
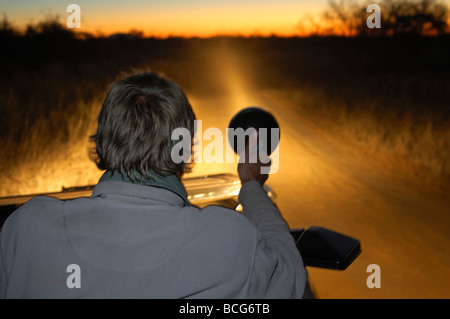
[0,173,361,298]
[0,107,361,298]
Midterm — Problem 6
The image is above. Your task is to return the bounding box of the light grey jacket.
[0,180,306,298]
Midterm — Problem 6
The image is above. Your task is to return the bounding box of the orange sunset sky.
[1,0,329,37]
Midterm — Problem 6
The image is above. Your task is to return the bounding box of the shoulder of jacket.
[3,195,64,230]
[198,205,258,236]
[20,195,64,212]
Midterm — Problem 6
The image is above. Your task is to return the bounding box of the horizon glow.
[0,0,328,37]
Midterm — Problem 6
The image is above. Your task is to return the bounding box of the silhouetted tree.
[323,0,449,36]
[0,14,18,38]
[25,15,75,40]
[323,0,366,36]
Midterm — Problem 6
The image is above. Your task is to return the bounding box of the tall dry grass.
[279,84,450,181]
[1,27,449,196]
[232,36,450,185]
[0,27,224,196]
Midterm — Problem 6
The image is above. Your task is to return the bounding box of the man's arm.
[239,181,306,298]
[237,131,306,298]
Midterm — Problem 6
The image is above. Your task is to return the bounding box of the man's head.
[91,72,196,181]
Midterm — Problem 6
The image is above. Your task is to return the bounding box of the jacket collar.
[94,170,191,207]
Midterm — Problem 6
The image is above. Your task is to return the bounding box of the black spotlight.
[228,107,280,156]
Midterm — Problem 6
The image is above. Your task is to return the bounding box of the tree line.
[323,0,449,36]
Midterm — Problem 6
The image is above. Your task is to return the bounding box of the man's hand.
[238,130,271,186]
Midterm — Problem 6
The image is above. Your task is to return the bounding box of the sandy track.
[186,42,450,298]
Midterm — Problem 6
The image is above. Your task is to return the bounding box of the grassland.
[1,31,449,196]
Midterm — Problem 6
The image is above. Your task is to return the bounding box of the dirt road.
[4,38,448,299]
[185,44,450,298]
